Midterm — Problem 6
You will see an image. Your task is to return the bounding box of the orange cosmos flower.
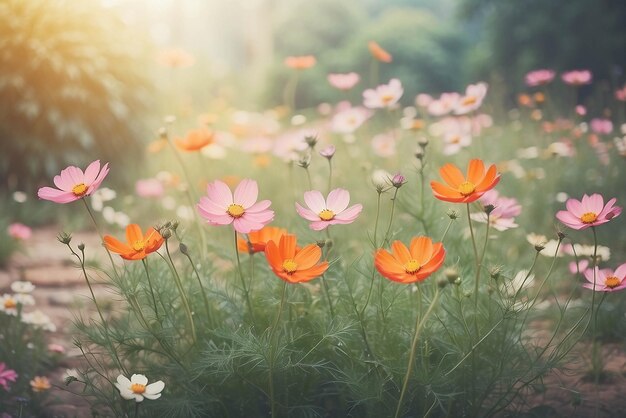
[430,159,500,203]
[264,234,328,283]
[156,48,195,68]
[375,237,445,284]
[104,224,164,261]
[174,128,213,152]
[284,55,316,70]
[368,41,392,63]
[237,226,290,254]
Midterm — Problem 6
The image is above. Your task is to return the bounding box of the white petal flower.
[115,374,164,403]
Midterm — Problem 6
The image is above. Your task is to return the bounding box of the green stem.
[81,198,119,278]
[327,158,333,194]
[164,239,197,344]
[465,204,480,308]
[268,282,288,418]
[394,287,440,418]
[383,187,400,247]
[183,247,212,327]
[320,274,335,320]
[141,258,159,321]
[234,229,256,325]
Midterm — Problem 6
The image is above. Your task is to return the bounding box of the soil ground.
[2,227,626,418]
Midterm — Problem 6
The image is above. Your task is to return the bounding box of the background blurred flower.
[156,47,195,68]
[0,363,17,391]
[590,118,613,135]
[284,55,316,70]
[524,69,555,87]
[561,69,592,85]
[368,41,392,63]
[327,72,360,90]
[135,178,165,198]
[331,106,370,134]
[363,79,403,109]
[471,190,522,231]
[30,376,51,392]
[454,82,488,115]
[174,128,213,152]
[7,222,32,240]
[10,280,35,293]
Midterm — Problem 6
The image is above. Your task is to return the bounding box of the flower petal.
[439,163,465,188]
[125,224,143,244]
[326,188,350,213]
[303,190,326,213]
[234,179,259,208]
[206,180,233,208]
[145,380,164,395]
[130,374,148,385]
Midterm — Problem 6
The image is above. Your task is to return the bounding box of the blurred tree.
[0,0,152,190]
[459,0,626,89]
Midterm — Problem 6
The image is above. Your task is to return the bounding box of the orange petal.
[374,249,406,277]
[431,181,466,202]
[293,244,322,270]
[409,236,434,265]
[466,159,486,185]
[439,163,466,188]
[104,235,132,255]
[475,164,500,192]
[390,241,411,264]
[125,224,143,245]
[264,240,282,271]
[279,234,297,259]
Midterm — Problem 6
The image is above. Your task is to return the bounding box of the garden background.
[1,0,626,417]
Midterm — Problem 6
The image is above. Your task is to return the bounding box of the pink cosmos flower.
[296,188,362,231]
[319,145,336,159]
[7,222,32,240]
[615,85,626,101]
[327,72,360,90]
[575,105,587,116]
[561,70,592,86]
[37,160,109,204]
[556,193,622,230]
[583,263,626,292]
[331,106,370,134]
[590,118,613,135]
[569,259,590,274]
[470,190,522,231]
[197,179,274,233]
[427,92,461,116]
[454,82,488,115]
[524,69,555,87]
[363,79,403,109]
[371,132,397,157]
[415,93,433,107]
[0,362,18,391]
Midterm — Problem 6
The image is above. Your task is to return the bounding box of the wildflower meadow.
[1,0,626,417]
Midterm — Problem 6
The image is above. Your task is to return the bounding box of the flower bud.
[316,240,326,249]
[78,243,85,251]
[57,232,72,245]
[437,277,448,289]
[179,242,188,256]
[319,145,336,159]
[304,135,318,148]
[417,137,429,147]
[484,204,496,215]
[444,267,459,284]
[447,209,459,220]
[161,228,172,239]
[391,173,406,188]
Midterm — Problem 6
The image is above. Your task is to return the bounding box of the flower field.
[1,1,626,417]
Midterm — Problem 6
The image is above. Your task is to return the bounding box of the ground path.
[2,227,626,417]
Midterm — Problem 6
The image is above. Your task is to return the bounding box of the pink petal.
[565,198,583,217]
[309,220,330,231]
[206,180,233,207]
[89,162,109,191]
[303,190,326,213]
[333,204,362,222]
[63,166,85,187]
[233,217,264,233]
[37,187,78,204]
[83,160,101,185]
[198,196,227,216]
[234,179,259,208]
[613,263,626,280]
[246,199,271,213]
[556,210,584,229]
[597,198,620,220]
[326,188,350,213]
[242,210,274,225]
[53,174,72,191]
[197,204,232,225]
[583,194,604,214]
[295,203,320,221]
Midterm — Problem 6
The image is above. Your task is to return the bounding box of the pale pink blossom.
[319,145,336,159]
[197,179,274,233]
[569,259,589,274]
[362,79,403,109]
[590,118,613,135]
[470,190,522,231]
[583,263,626,292]
[615,85,626,101]
[556,193,622,230]
[525,69,555,87]
[561,70,592,86]
[371,132,397,157]
[296,188,362,231]
[135,179,164,198]
[429,117,472,155]
[415,93,433,107]
[454,82,488,115]
[327,72,360,90]
[331,106,370,134]
[272,130,310,162]
[38,160,109,204]
[427,92,460,116]
[48,343,66,353]
[0,362,18,391]
[575,105,587,116]
[7,223,31,240]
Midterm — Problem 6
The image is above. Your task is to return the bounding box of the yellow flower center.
[318,209,335,221]
[458,181,476,196]
[72,183,88,197]
[605,276,621,289]
[131,383,146,394]
[462,96,477,106]
[580,212,598,224]
[227,204,245,218]
[4,298,16,309]
[404,259,421,274]
[282,259,298,274]
[381,94,395,104]
[450,135,461,144]
[132,240,146,252]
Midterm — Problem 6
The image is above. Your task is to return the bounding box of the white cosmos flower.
[115,374,164,402]
[11,280,35,293]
